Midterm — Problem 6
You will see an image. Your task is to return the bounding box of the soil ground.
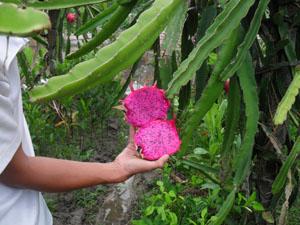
[45,119,121,225]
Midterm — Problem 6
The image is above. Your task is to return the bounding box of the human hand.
[112,126,169,182]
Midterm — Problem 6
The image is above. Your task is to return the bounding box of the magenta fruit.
[134,120,181,160]
[123,84,170,127]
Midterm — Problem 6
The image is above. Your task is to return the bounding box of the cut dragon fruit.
[123,84,170,127]
[134,120,181,160]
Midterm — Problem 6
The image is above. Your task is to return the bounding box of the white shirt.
[0,36,52,225]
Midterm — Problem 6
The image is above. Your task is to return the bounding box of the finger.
[125,144,139,156]
[156,155,169,168]
[129,81,135,92]
[143,154,170,170]
[130,154,169,174]
[128,125,135,146]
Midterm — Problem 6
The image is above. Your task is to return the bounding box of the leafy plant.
[2,0,300,223]
[0,3,50,36]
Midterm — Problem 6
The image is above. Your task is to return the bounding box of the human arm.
[0,127,169,192]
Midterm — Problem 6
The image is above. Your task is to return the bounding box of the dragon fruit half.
[134,120,181,160]
[123,84,170,127]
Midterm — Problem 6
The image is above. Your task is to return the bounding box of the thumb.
[140,154,170,172]
[128,125,136,146]
[155,154,169,168]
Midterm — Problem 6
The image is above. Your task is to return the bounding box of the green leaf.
[272,9,300,125]
[117,0,135,5]
[0,3,50,37]
[144,206,155,216]
[160,0,188,56]
[166,0,256,97]
[245,192,256,206]
[157,53,174,90]
[157,207,166,221]
[195,5,217,100]
[156,180,164,191]
[208,190,236,225]
[0,0,21,3]
[31,34,48,47]
[201,208,208,219]
[234,52,259,186]
[193,147,209,155]
[187,218,197,225]
[252,202,264,211]
[220,76,241,184]
[220,0,270,81]
[201,183,219,190]
[272,137,300,194]
[66,1,137,59]
[168,190,176,198]
[182,159,218,174]
[101,57,138,117]
[75,2,118,36]
[27,0,110,10]
[132,219,153,225]
[30,0,182,102]
[164,194,171,204]
[169,212,178,225]
[178,27,242,154]
[17,51,31,85]
[274,67,300,125]
[182,159,219,184]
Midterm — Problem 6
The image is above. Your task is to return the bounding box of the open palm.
[113,126,169,182]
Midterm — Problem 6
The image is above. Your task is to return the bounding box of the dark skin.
[0,126,169,192]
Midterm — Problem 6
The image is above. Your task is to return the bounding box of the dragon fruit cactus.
[123,84,170,127]
[134,120,181,160]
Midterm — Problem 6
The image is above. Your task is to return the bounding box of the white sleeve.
[0,35,28,174]
[0,36,28,71]
[0,73,22,174]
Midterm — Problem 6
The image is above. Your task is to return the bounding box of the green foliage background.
[1,0,300,224]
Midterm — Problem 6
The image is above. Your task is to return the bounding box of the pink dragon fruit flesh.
[134,120,181,160]
[123,84,170,127]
